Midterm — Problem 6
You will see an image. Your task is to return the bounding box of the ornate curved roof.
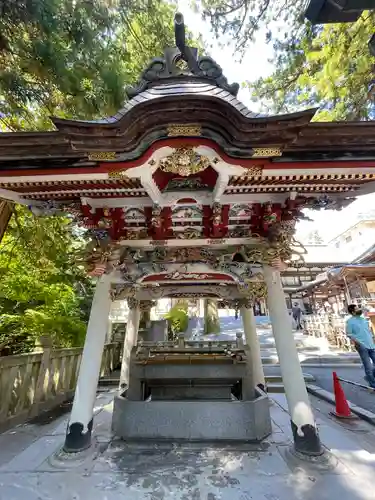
[75,81,262,125]
[1,13,375,173]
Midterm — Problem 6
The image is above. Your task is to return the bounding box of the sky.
[178,1,375,243]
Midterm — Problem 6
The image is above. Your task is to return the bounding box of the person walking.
[346,304,375,388]
[292,302,303,330]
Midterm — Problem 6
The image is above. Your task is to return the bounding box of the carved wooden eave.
[0,131,80,162]
[2,12,375,213]
[3,111,375,171]
[49,95,317,158]
[283,122,375,156]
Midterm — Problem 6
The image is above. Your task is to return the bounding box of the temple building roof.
[2,12,375,278]
[74,82,262,125]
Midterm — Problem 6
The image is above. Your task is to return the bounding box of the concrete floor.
[1,390,375,500]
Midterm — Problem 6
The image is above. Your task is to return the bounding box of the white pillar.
[263,265,322,456]
[119,298,141,390]
[64,274,112,452]
[106,318,113,343]
[240,302,265,390]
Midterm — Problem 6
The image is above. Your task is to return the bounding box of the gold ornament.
[110,285,136,301]
[139,300,157,311]
[244,165,263,177]
[88,152,117,161]
[108,169,128,179]
[127,297,140,310]
[252,148,282,158]
[159,147,210,177]
[167,125,202,137]
[238,282,267,299]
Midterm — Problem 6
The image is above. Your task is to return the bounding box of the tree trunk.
[204,299,220,334]
[0,201,12,244]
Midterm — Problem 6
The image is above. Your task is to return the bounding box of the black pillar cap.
[63,419,93,453]
[291,420,323,456]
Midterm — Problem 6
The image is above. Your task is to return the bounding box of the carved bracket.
[139,300,156,311]
[127,297,140,310]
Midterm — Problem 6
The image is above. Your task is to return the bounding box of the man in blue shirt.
[346,304,375,388]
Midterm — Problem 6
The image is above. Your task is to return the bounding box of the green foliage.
[0,0,180,130]
[165,301,189,339]
[195,0,306,53]
[204,298,220,334]
[0,206,94,354]
[248,15,375,120]
[0,0,203,353]
[195,2,375,120]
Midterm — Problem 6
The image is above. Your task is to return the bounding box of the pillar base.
[281,446,337,473]
[63,419,93,453]
[291,420,323,456]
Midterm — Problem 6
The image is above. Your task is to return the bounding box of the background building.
[281,214,375,311]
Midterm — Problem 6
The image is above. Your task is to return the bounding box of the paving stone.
[0,435,64,472]
[0,461,373,500]
[1,358,375,499]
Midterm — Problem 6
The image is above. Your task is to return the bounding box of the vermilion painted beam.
[1,137,375,177]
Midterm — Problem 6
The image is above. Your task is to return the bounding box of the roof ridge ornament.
[125,13,240,99]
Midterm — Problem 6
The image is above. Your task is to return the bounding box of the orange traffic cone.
[330,372,355,419]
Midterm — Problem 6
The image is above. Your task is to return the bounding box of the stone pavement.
[1,390,375,499]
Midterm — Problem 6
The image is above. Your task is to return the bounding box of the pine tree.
[194,1,375,120]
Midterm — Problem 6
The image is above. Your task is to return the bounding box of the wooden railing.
[0,341,121,430]
[303,314,354,351]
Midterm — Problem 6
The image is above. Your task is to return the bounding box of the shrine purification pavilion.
[2,13,375,458]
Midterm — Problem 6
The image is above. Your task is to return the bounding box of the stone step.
[260,345,325,353]
[265,373,315,393]
[265,373,315,384]
[266,383,284,393]
[261,353,359,365]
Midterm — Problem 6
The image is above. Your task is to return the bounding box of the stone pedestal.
[112,394,271,441]
[112,339,272,442]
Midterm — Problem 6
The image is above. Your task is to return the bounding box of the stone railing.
[0,341,121,430]
[303,314,353,351]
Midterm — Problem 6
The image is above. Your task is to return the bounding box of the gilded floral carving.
[159,147,210,177]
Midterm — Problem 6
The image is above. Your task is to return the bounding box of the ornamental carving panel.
[159,147,210,177]
[237,282,267,300]
[167,125,202,136]
[110,285,136,301]
[252,148,282,158]
[127,297,140,310]
[88,152,117,161]
[139,300,156,311]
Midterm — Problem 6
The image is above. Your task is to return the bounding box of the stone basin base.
[112,390,272,442]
